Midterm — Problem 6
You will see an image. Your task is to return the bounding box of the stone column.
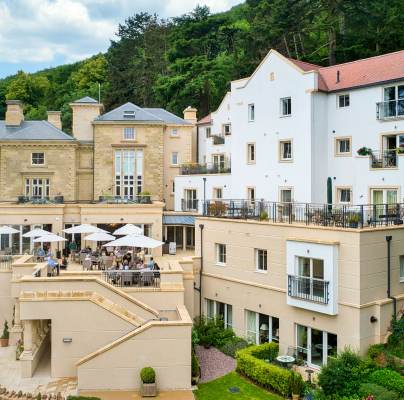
[9,300,23,344]
[183,226,187,251]
[20,320,34,378]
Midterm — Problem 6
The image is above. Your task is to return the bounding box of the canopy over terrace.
[103,234,164,249]
[22,228,51,238]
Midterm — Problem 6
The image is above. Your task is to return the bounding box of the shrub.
[248,341,279,362]
[317,349,371,397]
[368,369,404,396]
[259,210,268,220]
[140,367,156,384]
[236,343,291,396]
[359,382,400,400]
[367,344,385,360]
[191,328,199,348]
[194,316,235,348]
[220,336,250,358]
[387,314,404,358]
[1,320,9,340]
[289,371,305,395]
[191,351,200,378]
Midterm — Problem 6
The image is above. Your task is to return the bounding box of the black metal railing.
[212,135,225,145]
[288,275,329,304]
[12,195,153,205]
[102,270,160,288]
[180,162,231,175]
[370,150,397,168]
[181,199,199,212]
[204,199,404,229]
[377,99,404,120]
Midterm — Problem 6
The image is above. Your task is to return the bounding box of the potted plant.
[0,321,9,347]
[259,210,268,221]
[15,339,24,360]
[357,147,372,156]
[140,367,157,397]
[139,191,152,204]
[348,213,360,228]
[290,371,304,400]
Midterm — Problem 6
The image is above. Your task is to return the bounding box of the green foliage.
[289,371,305,395]
[191,327,200,348]
[259,210,268,220]
[1,320,9,340]
[193,316,235,348]
[317,349,371,398]
[219,336,250,358]
[387,313,404,357]
[359,382,400,400]
[140,366,156,384]
[368,369,404,396]
[191,350,200,378]
[236,343,293,397]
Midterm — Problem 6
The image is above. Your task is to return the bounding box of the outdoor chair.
[122,271,132,286]
[82,259,92,271]
[141,271,154,286]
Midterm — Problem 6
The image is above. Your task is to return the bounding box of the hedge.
[368,369,404,396]
[236,342,297,397]
[359,382,400,400]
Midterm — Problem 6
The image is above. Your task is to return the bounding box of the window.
[114,149,143,199]
[383,85,404,117]
[280,140,292,161]
[247,187,255,203]
[123,127,135,140]
[338,94,350,108]
[206,127,211,138]
[31,153,44,165]
[25,178,50,199]
[216,243,226,265]
[337,188,351,204]
[171,152,179,165]
[336,137,351,155]
[269,72,275,81]
[248,104,255,121]
[212,154,226,171]
[400,256,404,283]
[183,189,197,211]
[280,97,291,116]
[294,256,326,302]
[223,124,231,136]
[213,187,223,199]
[171,128,178,136]
[206,299,233,329]
[172,180,175,194]
[247,143,256,163]
[256,249,267,272]
[245,310,279,344]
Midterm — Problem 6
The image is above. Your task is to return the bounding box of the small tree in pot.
[289,371,305,400]
[140,367,157,397]
[0,320,9,347]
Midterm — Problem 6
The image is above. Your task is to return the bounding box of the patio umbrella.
[113,224,143,236]
[63,224,107,234]
[33,234,67,243]
[103,234,163,249]
[22,228,51,238]
[84,232,116,242]
[0,226,20,234]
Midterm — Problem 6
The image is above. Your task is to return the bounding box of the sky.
[0,0,241,78]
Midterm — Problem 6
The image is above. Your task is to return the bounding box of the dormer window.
[123,110,136,119]
[123,127,135,140]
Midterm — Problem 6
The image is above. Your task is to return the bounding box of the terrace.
[180,161,231,175]
[203,199,404,229]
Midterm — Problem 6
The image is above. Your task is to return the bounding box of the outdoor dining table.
[276,355,295,368]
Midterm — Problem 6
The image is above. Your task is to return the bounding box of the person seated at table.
[47,257,57,277]
[152,262,160,271]
[46,247,53,258]
[60,257,68,270]
[136,260,144,269]
[123,252,132,263]
[147,257,155,269]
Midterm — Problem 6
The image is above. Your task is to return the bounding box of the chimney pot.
[47,111,62,130]
[183,106,197,123]
[5,100,24,126]
[336,70,340,83]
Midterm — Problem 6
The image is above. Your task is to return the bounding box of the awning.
[163,215,195,226]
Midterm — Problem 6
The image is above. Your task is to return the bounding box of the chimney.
[70,97,103,141]
[5,100,24,126]
[336,70,340,83]
[47,111,62,130]
[183,106,197,124]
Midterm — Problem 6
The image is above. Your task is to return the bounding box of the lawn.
[193,372,283,400]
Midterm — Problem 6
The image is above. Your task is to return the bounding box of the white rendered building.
[175,49,404,211]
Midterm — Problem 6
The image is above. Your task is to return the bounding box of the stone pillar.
[9,300,23,344]
[20,320,34,378]
[183,226,187,251]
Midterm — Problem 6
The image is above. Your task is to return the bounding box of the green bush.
[387,314,404,359]
[194,316,235,348]
[191,351,200,378]
[359,382,400,400]
[219,336,250,358]
[236,342,291,396]
[289,371,305,395]
[191,328,199,348]
[368,369,404,396]
[140,367,156,384]
[367,344,385,360]
[1,320,9,340]
[317,349,372,397]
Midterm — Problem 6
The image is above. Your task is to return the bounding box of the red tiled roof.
[197,113,212,125]
[289,50,404,92]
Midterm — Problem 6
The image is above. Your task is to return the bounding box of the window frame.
[280,97,292,117]
[337,93,350,108]
[223,124,231,136]
[279,139,293,162]
[206,127,212,138]
[25,177,50,199]
[247,143,256,164]
[213,187,223,199]
[400,255,404,283]
[171,152,179,166]
[216,243,226,266]
[171,128,178,137]
[248,103,255,122]
[123,127,136,140]
[335,137,352,156]
[255,248,268,272]
[31,152,45,166]
[205,298,233,329]
[336,187,352,204]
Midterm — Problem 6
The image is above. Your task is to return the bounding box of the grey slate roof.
[73,96,98,104]
[163,215,195,226]
[96,102,191,125]
[0,121,75,141]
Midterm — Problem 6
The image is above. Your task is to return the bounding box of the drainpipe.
[203,177,207,216]
[196,125,199,163]
[386,235,397,320]
[194,223,204,319]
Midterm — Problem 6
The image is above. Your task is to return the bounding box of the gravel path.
[195,345,236,383]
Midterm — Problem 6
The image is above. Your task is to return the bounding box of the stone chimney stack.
[5,100,24,126]
[47,111,62,130]
[70,97,103,141]
[183,106,197,124]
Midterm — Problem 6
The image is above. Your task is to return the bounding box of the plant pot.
[191,375,199,385]
[0,338,9,347]
[292,394,300,400]
[140,382,157,397]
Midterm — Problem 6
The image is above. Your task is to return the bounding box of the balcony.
[13,195,153,205]
[181,198,199,212]
[212,134,225,145]
[180,161,231,175]
[288,275,329,304]
[376,99,404,120]
[102,270,160,288]
[370,150,397,168]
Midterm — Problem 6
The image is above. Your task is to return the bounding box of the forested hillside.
[1,0,404,131]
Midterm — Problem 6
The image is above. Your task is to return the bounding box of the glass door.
[184,189,197,211]
[311,329,324,366]
[296,324,308,363]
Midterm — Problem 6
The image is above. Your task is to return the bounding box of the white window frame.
[279,140,293,161]
[248,103,255,122]
[114,149,143,198]
[247,143,256,164]
[205,298,233,329]
[247,187,255,203]
[171,152,179,166]
[245,310,279,345]
[123,127,135,140]
[25,177,50,199]
[280,97,292,116]
[206,127,211,138]
[31,152,45,165]
[223,124,231,135]
[399,255,404,283]
[216,243,226,266]
[338,93,350,108]
[337,187,352,204]
[335,137,351,156]
[213,187,223,199]
[255,249,268,272]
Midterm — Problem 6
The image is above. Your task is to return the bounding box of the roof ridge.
[42,120,75,140]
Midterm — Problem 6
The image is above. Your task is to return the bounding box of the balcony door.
[184,189,197,210]
[297,257,325,302]
[212,154,225,171]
